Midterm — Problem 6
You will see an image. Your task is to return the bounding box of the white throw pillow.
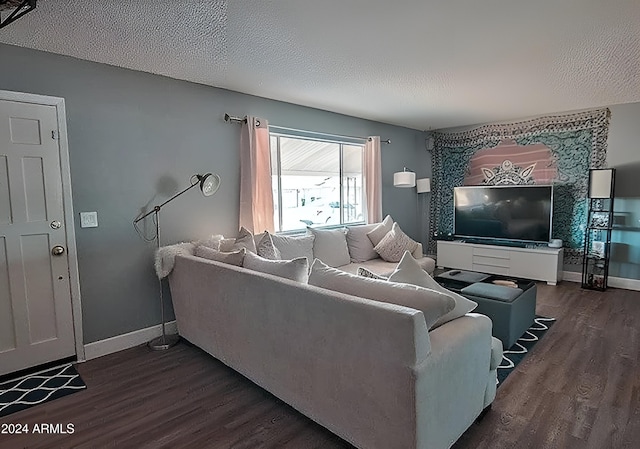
[388,251,478,328]
[346,223,379,262]
[308,259,455,330]
[194,246,246,266]
[233,226,257,253]
[219,238,236,252]
[366,215,393,246]
[308,227,351,267]
[243,251,309,283]
[256,232,281,260]
[194,234,223,250]
[374,222,418,262]
[270,233,315,265]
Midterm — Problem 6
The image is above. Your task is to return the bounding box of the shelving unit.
[582,168,616,291]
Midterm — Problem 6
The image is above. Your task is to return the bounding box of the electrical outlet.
[80,211,98,228]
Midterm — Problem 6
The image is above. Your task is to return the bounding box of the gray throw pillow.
[308,259,455,330]
[388,251,477,328]
[233,226,257,253]
[243,251,309,283]
[366,215,393,246]
[270,233,315,265]
[256,232,281,260]
[374,222,418,263]
[308,227,351,267]
[346,223,379,262]
[194,246,246,266]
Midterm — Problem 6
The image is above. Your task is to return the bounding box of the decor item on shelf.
[581,168,615,291]
[0,0,36,29]
[393,167,416,188]
[416,178,431,194]
[548,238,563,248]
[134,172,221,350]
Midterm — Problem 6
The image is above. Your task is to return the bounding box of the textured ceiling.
[1,0,639,130]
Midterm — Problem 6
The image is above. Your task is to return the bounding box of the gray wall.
[0,43,427,343]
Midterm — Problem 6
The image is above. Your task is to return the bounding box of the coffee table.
[435,270,537,348]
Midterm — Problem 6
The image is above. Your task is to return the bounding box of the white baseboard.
[83,321,178,361]
[562,271,640,291]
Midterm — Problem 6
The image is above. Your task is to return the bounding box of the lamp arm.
[133,180,199,224]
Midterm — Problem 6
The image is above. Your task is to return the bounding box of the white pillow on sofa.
[374,222,418,262]
[308,259,455,330]
[256,232,281,260]
[271,233,315,265]
[233,226,257,253]
[194,246,246,266]
[243,251,309,283]
[366,214,393,246]
[388,251,478,328]
[346,223,379,262]
[308,227,351,267]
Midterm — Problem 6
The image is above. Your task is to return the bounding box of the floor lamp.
[134,173,221,350]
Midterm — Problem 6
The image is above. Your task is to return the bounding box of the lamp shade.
[416,178,431,193]
[393,171,416,188]
[588,168,614,198]
[199,173,221,197]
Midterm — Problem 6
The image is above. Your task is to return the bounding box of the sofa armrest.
[414,313,495,449]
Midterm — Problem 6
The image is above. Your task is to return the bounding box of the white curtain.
[239,116,275,233]
[364,136,383,223]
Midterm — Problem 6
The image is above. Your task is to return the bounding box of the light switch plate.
[80,211,98,228]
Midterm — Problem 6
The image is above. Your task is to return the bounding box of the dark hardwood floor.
[1,281,639,449]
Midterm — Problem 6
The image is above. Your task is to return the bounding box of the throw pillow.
[366,215,393,247]
[308,259,455,330]
[388,251,478,328]
[233,226,257,253]
[374,222,418,262]
[346,223,379,262]
[356,267,388,280]
[194,246,246,266]
[194,234,223,250]
[256,232,281,260]
[243,251,309,283]
[219,238,236,252]
[270,233,315,265]
[308,227,351,267]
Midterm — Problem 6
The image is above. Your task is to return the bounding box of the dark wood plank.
[1,281,638,448]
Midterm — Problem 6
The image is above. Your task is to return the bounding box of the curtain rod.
[223,113,390,144]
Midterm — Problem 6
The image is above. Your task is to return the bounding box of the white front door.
[0,99,76,376]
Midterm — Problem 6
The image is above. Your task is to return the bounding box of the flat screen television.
[453,185,553,244]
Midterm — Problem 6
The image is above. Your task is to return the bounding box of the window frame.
[269,130,366,233]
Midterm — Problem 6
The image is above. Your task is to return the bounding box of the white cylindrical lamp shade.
[588,169,614,198]
[416,178,431,193]
[393,171,416,188]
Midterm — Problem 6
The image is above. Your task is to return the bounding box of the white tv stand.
[436,240,563,285]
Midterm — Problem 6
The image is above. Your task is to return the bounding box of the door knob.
[51,245,65,256]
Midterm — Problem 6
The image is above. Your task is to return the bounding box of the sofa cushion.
[256,232,281,260]
[346,223,379,262]
[219,238,236,252]
[374,222,418,262]
[194,246,246,266]
[388,251,477,328]
[366,214,393,246]
[309,259,455,330]
[308,227,351,267]
[271,233,315,264]
[243,251,309,283]
[234,226,257,253]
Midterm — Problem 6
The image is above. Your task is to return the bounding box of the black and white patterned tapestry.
[429,109,610,264]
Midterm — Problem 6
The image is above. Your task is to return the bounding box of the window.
[270,133,364,232]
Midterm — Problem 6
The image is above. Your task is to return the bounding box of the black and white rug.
[0,363,86,418]
[497,316,555,385]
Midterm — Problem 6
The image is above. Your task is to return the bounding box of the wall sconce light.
[393,168,416,188]
[0,0,37,29]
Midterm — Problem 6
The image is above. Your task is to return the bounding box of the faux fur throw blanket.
[154,243,196,279]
